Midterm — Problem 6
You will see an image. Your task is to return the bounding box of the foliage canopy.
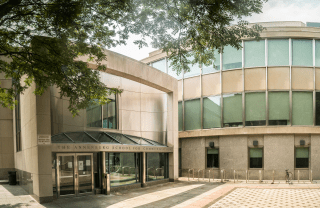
[0,0,267,115]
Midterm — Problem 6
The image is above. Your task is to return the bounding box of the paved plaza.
[1,179,320,207]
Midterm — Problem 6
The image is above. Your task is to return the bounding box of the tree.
[0,0,267,115]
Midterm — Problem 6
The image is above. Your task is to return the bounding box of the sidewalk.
[0,179,320,207]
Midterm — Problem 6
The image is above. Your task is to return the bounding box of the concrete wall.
[180,134,316,180]
[50,72,168,145]
[0,72,14,179]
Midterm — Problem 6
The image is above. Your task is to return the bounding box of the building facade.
[141,21,320,181]
[0,50,179,203]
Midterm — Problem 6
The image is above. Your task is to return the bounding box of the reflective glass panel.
[203,96,221,129]
[245,40,265,67]
[207,149,219,168]
[295,147,309,168]
[223,93,243,127]
[316,40,320,66]
[223,45,242,70]
[268,39,289,66]
[86,103,102,128]
[184,99,201,130]
[103,95,117,129]
[59,156,74,195]
[168,59,183,79]
[184,55,201,78]
[292,39,313,66]
[107,153,139,186]
[250,148,263,168]
[292,92,313,125]
[65,132,97,143]
[202,50,220,74]
[77,155,92,193]
[316,92,320,125]
[152,59,166,73]
[106,132,136,145]
[178,102,183,131]
[146,153,168,181]
[268,92,290,125]
[245,92,266,126]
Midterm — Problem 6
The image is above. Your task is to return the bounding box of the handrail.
[197,169,203,181]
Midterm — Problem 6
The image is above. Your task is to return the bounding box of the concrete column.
[141,152,146,187]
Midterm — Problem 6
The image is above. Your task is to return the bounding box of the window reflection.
[223,45,242,70]
[146,153,168,181]
[223,93,243,127]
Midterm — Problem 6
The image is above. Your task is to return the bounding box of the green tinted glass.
[152,59,166,73]
[207,149,219,154]
[203,50,220,74]
[178,102,183,131]
[268,39,289,66]
[292,39,313,66]
[315,40,320,66]
[223,93,242,127]
[245,40,265,67]
[268,92,290,125]
[245,92,266,126]
[185,99,201,130]
[203,96,221,129]
[296,147,309,158]
[250,148,262,158]
[184,55,200,78]
[223,45,242,70]
[292,92,313,125]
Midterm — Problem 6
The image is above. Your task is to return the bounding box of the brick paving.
[0,179,320,207]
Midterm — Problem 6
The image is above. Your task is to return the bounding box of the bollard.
[298,170,299,183]
[203,170,205,181]
[212,169,214,182]
[103,174,110,195]
[311,170,313,182]
[209,170,211,182]
[259,170,262,182]
[221,170,224,182]
[248,170,249,182]
[234,170,236,183]
[272,170,274,184]
[246,170,248,183]
[193,169,194,180]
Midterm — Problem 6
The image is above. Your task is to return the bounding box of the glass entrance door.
[57,153,93,197]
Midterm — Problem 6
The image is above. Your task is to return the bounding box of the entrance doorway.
[57,153,94,197]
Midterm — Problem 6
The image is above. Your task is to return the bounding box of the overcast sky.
[108,0,320,61]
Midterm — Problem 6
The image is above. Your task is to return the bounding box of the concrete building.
[0,50,179,203]
[141,21,320,182]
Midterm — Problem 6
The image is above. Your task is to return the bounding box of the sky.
[108,0,320,61]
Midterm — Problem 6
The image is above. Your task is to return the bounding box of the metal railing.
[181,168,315,183]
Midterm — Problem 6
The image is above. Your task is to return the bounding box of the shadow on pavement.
[2,185,29,196]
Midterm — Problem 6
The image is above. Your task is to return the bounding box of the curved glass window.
[203,50,220,74]
[184,55,201,78]
[223,45,242,70]
[184,99,201,130]
[316,92,320,126]
[86,103,102,128]
[168,59,183,79]
[315,40,320,66]
[203,96,221,129]
[268,39,289,66]
[223,93,242,127]
[292,39,313,66]
[152,59,166,73]
[292,92,313,125]
[245,92,266,126]
[178,101,183,131]
[103,94,117,129]
[268,92,290,125]
[245,40,265,68]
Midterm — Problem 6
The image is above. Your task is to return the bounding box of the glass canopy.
[51,131,166,146]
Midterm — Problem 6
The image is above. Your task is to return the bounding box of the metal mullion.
[122,134,139,144]
[84,132,100,143]
[242,40,245,127]
[101,104,103,128]
[63,133,75,143]
[220,50,223,128]
[103,132,121,144]
[200,61,203,129]
[314,39,316,126]
[140,137,154,146]
[289,38,292,126]
[74,154,78,196]
[182,69,185,131]
[266,39,269,126]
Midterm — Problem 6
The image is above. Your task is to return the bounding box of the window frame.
[294,146,310,169]
[86,94,119,130]
[206,147,220,169]
[248,147,264,169]
[15,93,21,152]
